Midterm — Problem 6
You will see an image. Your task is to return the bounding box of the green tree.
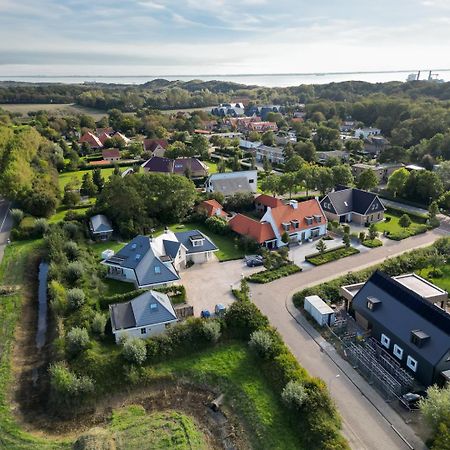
[316,238,327,255]
[261,131,275,146]
[191,134,209,159]
[263,157,272,174]
[314,166,334,195]
[66,327,90,356]
[284,155,304,172]
[295,141,316,162]
[387,168,409,197]
[80,172,98,197]
[399,214,412,228]
[420,385,450,431]
[122,338,147,365]
[357,169,378,191]
[280,172,299,199]
[92,168,104,192]
[260,174,281,196]
[331,165,354,186]
[343,233,351,248]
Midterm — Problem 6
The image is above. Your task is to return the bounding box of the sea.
[1,70,450,87]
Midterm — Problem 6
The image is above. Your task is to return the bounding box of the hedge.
[306,246,360,266]
[362,239,383,248]
[247,264,302,283]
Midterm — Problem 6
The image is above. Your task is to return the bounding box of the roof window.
[366,296,381,311]
[154,266,161,274]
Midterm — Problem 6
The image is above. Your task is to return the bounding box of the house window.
[377,213,381,219]
[380,333,390,349]
[192,239,204,247]
[249,179,255,184]
[406,356,418,372]
[140,328,147,334]
[393,344,403,360]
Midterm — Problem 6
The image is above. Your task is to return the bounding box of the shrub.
[122,338,147,365]
[67,288,86,309]
[362,239,383,248]
[66,327,90,356]
[66,261,84,284]
[205,215,230,235]
[247,264,301,283]
[91,312,107,336]
[315,238,327,254]
[359,231,366,241]
[33,218,49,237]
[49,280,68,316]
[64,241,80,261]
[399,213,412,228]
[225,300,269,340]
[63,222,81,239]
[281,380,308,410]
[306,246,360,266]
[49,362,94,410]
[10,208,24,226]
[201,320,221,343]
[342,233,350,248]
[420,385,450,431]
[249,329,278,359]
[343,224,350,234]
[237,235,260,253]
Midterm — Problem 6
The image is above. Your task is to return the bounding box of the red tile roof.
[79,131,103,148]
[98,131,112,145]
[255,194,284,209]
[199,199,227,218]
[229,214,275,243]
[143,139,168,152]
[269,199,326,235]
[102,148,121,159]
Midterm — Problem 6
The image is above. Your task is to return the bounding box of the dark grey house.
[89,214,113,241]
[320,187,385,225]
[352,270,450,386]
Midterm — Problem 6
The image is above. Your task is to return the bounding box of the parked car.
[201,310,211,318]
[214,304,226,316]
[245,255,264,267]
[399,391,427,410]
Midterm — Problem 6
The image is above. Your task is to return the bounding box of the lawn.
[374,211,427,240]
[417,263,450,293]
[58,167,118,192]
[48,202,94,224]
[155,343,301,450]
[169,223,244,261]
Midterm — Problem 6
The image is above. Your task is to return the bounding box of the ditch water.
[32,261,49,386]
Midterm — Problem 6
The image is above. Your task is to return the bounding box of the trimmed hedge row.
[247,264,301,284]
[306,246,360,266]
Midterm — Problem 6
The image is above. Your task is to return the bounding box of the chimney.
[288,200,298,209]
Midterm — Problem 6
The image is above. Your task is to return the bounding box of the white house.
[109,290,178,343]
[255,145,285,164]
[205,170,257,196]
[354,127,382,139]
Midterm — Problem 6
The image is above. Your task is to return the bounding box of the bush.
[399,213,412,228]
[155,285,186,304]
[66,261,84,284]
[49,280,68,316]
[306,246,360,266]
[205,215,230,235]
[49,362,94,410]
[91,312,107,336]
[10,208,24,226]
[225,300,269,340]
[362,239,383,248]
[247,264,301,283]
[67,288,86,309]
[281,380,308,410]
[66,327,90,356]
[343,224,350,234]
[249,329,279,359]
[63,221,81,239]
[420,385,450,431]
[359,231,366,241]
[33,217,49,237]
[122,338,147,365]
[201,320,221,343]
[64,241,80,261]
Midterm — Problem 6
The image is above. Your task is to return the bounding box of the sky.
[0,0,450,76]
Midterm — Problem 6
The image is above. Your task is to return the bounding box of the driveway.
[0,198,12,264]
[181,257,262,315]
[250,228,446,450]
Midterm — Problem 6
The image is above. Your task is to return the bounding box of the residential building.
[247,121,278,133]
[255,145,285,164]
[143,139,168,157]
[141,156,208,178]
[79,131,103,149]
[363,136,390,156]
[255,194,284,214]
[89,214,113,241]
[354,127,382,139]
[198,199,228,218]
[211,103,245,117]
[205,170,257,196]
[239,139,262,150]
[320,187,385,224]
[317,150,350,164]
[102,231,218,289]
[352,163,404,184]
[109,290,178,343]
[246,105,283,120]
[339,120,357,132]
[347,270,450,386]
[230,198,327,249]
[102,148,121,162]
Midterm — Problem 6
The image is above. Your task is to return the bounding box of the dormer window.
[305,216,313,225]
[314,215,322,223]
[291,220,299,229]
[411,330,430,347]
[282,222,290,231]
[190,234,205,247]
[366,297,381,311]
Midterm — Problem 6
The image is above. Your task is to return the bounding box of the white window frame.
[380,333,390,349]
[406,356,418,372]
[393,344,403,360]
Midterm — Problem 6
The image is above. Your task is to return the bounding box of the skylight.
[344,201,348,206]
[154,266,161,274]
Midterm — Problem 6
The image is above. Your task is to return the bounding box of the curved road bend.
[0,198,12,264]
[251,228,447,450]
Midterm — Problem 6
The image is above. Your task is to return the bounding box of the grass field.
[418,263,450,293]
[374,211,427,240]
[48,202,94,224]
[1,103,107,120]
[58,168,120,192]
[156,343,300,450]
[169,223,244,261]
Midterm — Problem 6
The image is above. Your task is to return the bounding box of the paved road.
[0,198,12,264]
[250,228,447,450]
